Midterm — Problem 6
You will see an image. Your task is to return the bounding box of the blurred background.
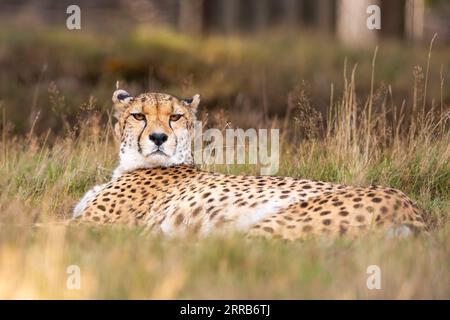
[0,0,449,134]
[0,2,449,300]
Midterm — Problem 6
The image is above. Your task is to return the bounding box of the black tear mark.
[137,118,147,154]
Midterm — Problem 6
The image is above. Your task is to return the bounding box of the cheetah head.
[111,89,200,177]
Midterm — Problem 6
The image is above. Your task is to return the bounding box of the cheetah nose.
[149,132,168,146]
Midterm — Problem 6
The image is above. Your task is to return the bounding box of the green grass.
[0,108,448,298]
[0,27,449,299]
[0,225,448,299]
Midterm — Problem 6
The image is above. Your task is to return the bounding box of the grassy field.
[0,27,449,299]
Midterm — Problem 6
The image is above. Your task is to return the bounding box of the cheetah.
[73,89,429,240]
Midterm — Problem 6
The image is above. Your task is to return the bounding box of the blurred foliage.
[0,25,449,300]
[1,26,450,134]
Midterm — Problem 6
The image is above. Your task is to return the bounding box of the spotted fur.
[73,91,430,240]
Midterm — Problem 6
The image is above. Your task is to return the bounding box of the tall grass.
[0,30,449,299]
[2,27,450,135]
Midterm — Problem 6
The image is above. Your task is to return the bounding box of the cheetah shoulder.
[72,183,108,218]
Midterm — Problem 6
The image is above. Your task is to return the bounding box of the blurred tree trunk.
[405,0,425,42]
[337,0,379,46]
[220,0,239,34]
[317,0,334,34]
[381,0,405,38]
[281,0,301,28]
[253,0,269,32]
[178,0,204,35]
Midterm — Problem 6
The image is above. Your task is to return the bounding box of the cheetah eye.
[131,113,145,121]
[169,114,183,122]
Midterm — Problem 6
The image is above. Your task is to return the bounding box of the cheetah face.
[112,89,200,175]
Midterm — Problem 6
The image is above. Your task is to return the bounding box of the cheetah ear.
[112,89,134,106]
[182,94,200,113]
[112,89,134,119]
[111,86,133,139]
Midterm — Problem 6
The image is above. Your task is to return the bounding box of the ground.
[0,121,448,298]
[0,27,448,299]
